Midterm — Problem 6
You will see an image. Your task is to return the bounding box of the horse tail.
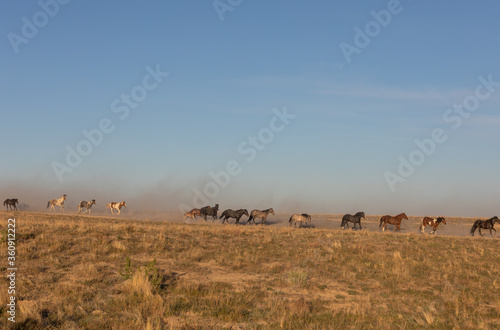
[289,216,293,223]
[379,217,384,228]
[219,211,225,219]
[3,200,6,207]
[47,201,50,209]
[419,219,423,230]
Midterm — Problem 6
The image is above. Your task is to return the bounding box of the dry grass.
[0,211,499,329]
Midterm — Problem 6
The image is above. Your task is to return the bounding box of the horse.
[420,216,446,234]
[219,209,249,224]
[3,199,19,211]
[78,200,96,214]
[47,195,67,212]
[200,204,219,221]
[247,208,275,224]
[289,213,312,228]
[340,211,365,230]
[379,212,408,232]
[183,208,201,220]
[106,201,126,215]
[470,216,500,237]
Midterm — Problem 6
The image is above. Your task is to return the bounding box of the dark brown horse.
[379,213,408,232]
[219,209,249,224]
[470,216,500,237]
[420,216,446,234]
[200,204,219,221]
[4,199,19,211]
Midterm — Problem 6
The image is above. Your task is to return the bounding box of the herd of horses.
[8,194,127,215]
[2,196,499,237]
[182,206,499,237]
[183,205,280,225]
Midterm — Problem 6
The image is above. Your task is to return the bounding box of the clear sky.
[1,0,499,217]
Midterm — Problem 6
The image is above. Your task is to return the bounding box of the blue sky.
[1,0,499,217]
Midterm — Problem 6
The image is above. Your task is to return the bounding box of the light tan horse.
[247,208,275,224]
[47,195,67,211]
[289,213,312,228]
[183,208,201,220]
[106,201,126,215]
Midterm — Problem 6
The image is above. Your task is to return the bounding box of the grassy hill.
[1,211,499,329]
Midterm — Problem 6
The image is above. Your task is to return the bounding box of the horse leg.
[478,228,483,237]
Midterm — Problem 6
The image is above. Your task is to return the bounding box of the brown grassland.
[1,211,499,329]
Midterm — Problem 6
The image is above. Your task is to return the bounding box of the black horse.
[470,216,500,237]
[219,209,249,224]
[200,204,219,221]
[3,199,19,211]
[341,211,365,230]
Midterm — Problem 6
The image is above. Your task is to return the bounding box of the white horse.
[47,195,67,211]
[106,201,126,215]
[289,213,312,228]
